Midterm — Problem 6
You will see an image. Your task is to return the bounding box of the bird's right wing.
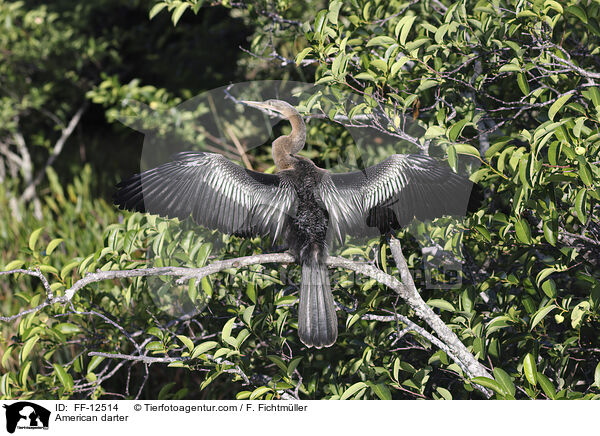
[114,152,297,240]
[319,154,472,243]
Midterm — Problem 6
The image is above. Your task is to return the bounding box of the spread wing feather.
[319,154,472,243]
[114,152,296,239]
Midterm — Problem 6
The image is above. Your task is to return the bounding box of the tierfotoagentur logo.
[2,402,50,433]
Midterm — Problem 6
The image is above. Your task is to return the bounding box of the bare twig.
[225,124,253,170]
[21,103,87,203]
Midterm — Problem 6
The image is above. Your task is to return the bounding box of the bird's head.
[242,99,298,118]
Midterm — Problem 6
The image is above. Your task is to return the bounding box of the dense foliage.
[1,0,599,400]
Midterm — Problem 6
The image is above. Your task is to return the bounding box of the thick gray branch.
[388,237,493,396]
[2,247,491,396]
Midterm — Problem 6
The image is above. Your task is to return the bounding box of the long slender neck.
[287,113,306,154]
[272,109,306,171]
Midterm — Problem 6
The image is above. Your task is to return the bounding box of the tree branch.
[387,237,493,396]
[21,103,87,203]
[2,246,492,397]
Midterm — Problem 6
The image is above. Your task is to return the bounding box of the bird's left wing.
[114,152,297,240]
[319,154,473,243]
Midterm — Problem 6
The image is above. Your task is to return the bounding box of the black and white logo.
[3,402,50,433]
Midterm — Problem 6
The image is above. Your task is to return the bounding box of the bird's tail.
[298,260,338,348]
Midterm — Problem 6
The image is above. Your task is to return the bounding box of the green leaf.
[21,336,39,362]
[416,78,438,92]
[327,0,343,25]
[354,72,376,81]
[191,341,218,358]
[147,327,163,339]
[571,301,590,328]
[390,56,408,77]
[434,23,449,44]
[19,361,32,387]
[370,383,392,400]
[578,158,593,186]
[541,278,557,298]
[567,5,587,23]
[471,377,505,396]
[53,364,73,390]
[246,280,257,304]
[171,2,190,26]
[517,72,530,95]
[486,316,512,334]
[474,225,491,242]
[424,125,445,139]
[435,387,452,400]
[573,117,586,138]
[149,2,167,19]
[514,218,532,244]
[54,323,81,335]
[366,36,396,47]
[87,355,104,374]
[548,93,572,121]
[60,260,80,280]
[574,188,587,224]
[530,304,558,330]
[543,220,557,246]
[45,238,63,255]
[369,59,388,73]
[0,373,10,397]
[453,143,480,158]
[221,317,236,346]
[3,259,24,271]
[517,10,537,18]
[2,345,14,369]
[267,355,288,373]
[340,381,368,400]
[287,356,303,376]
[536,267,557,287]
[38,265,58,275]
[242,305,255,325]
[295,47,313,65]
[537,373,556,399]
[314,9,328,35]
[499,63,521,72]
[249,386,272,400]
[177,335,194,352]
[485,140,510,159]
[594,362,600,388]
[493,367,515,398]
[315,75,335,85]
[447,144,457,169]
[448,119,469,141]
[427,299,455,311]
[523,353,537,385]
[396,15,417,45]
[29,227,44,252]
[145,341,164,351]
[544,0,563,14]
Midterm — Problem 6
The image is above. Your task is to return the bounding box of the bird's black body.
[281,159,337,347]
[114,99,474,349]
[284,159,329,262]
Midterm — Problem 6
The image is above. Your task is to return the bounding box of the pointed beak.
[241,100,267,109]
[241,100,281,114]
